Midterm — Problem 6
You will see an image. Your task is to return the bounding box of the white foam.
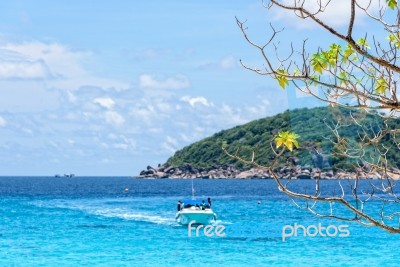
[30,199,176,226]
[213,220,232,225]
[92,208,176,225]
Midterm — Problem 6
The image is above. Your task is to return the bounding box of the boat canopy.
[182,199,205,205]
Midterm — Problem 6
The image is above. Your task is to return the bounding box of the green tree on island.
[225,0,400,233]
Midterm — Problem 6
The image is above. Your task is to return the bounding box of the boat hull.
[176,209,216,225]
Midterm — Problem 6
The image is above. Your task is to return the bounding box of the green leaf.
[274,131,300,152]
[343,44,355,63]
[386,0,397,9]
[387,33,400,48]
[344,45,354,57]
[276,139,283,149]
[311,53,328,74]
[338,71,349,85]
[275,69,289,89]
[292,140,299,149]
[329,43,341,51]
[326,44,340,66]
[376,77,388,94]
[357,38,370,49]
[388,34,397,42]
[286,141,293,152]
[310,75,319,86]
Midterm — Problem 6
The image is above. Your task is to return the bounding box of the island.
[139,107,400,180]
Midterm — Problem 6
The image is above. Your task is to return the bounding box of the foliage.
[166,106,400,171]
[225,0,400,234]
[275,131,299,151]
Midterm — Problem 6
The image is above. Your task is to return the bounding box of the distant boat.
[54,174,61,178]
[175,178,216,225]
[64,174,75,178]
[176,199,216,225]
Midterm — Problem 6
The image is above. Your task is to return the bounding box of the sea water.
[0,177,398,266]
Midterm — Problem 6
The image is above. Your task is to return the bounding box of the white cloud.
[133,48,171,60]
[155,102,173,113]
[93,97,115,109]
[0,77,278,174]
[218,104,249,125]
[166,135,178,146]
[220,56,236,69]
[131,107,153,122]
[180,133,190,142]
[0,116,6,127]
[114,143,129,150]
[0,41,129,89]
[105,111,125,126]
[271,0,381,29]
[21,128,33,136]
[0,60,51,79]
[198,55,237,70]
[245,97,270,115]
[180,96,210,107]
[161,142,177,154]
[0,42,88,78]
[66,91,78,103]
[138,74,190,90]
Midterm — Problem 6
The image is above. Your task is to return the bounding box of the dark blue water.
[0,177,398,266]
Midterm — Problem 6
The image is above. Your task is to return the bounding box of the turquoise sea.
[0,177,398,266]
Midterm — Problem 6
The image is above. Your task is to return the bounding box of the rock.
[140,169,155,176]
[372,172,381,179]
[164,167,176,174]
[147,165,156,171]
[236,170,253,179]
[288,156,299,166]
[157,166,165,172]
[216,171,226,178]
[358,172,367,179]
[297,174,311,179]
[312,153,331,169]
[155,171,168,178]
[138,162,385,180]
[181,163,193,173]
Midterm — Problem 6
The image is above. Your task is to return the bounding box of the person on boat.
[201,200,205,210]
[207,197,212,207]
[177,200,181,211]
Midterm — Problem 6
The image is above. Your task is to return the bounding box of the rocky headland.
[141,107,400,180]
[138,163,400,180]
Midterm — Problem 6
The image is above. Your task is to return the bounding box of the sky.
[0,0,384,175]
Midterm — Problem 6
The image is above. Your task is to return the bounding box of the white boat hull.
[176,208,216,225]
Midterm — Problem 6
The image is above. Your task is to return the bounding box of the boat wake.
[92,207,176,225]
[31,199,176,226]
[213,219,232,225]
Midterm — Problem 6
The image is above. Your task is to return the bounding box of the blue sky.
[0,1,382,175]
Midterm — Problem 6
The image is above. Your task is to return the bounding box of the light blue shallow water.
[0,177,398,266]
